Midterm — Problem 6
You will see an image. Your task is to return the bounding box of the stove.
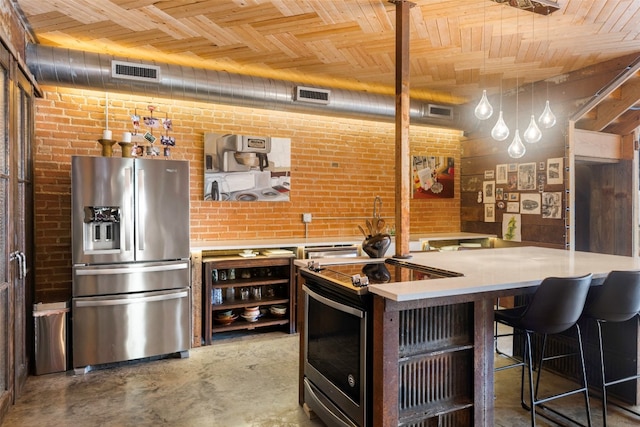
[300,258,463,427]
[303,258,463,296]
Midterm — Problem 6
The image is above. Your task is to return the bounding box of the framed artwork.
[508,163,518,172]
[517,163,536,191]
[496,164,508,184]
[495,187,504,200]
[412,156,455,199]
[484,170,495,179]
[502,213,521,242]
[507,202,520,213]
[483,181,496,204]
[507,173,517,190]
[542,192,563,219]
[203,133,291,202]
[520,193,541,215]
[547,157,563,185]
[508,192,519,201]
[484,203,495,222]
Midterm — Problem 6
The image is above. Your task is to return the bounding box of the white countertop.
[190,232,495,251]
[367,246,640,302]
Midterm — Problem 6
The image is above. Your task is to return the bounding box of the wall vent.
[111,60,161,82]
[423,104,454,120]
[294,86,330,104]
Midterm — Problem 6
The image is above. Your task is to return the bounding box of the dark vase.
[362,233,391,258]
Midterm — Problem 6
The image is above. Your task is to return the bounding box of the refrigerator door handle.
[75,262,189,276]
[136,168,145,251]
[75,290,189,307]
[124,166,133,253]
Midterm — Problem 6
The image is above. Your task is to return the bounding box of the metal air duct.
[26,44,469,129]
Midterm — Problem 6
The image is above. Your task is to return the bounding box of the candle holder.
[98,139,117,157]
[118,141,133,158]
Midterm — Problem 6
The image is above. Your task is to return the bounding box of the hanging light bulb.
[508,129,526,159]
[523,114,542,143]
[538,100,556,128]
[538,8,556,129]
[474,90,493,120]
[491,111,510,141]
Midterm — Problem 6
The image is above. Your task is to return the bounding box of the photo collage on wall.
[482,157,564,242]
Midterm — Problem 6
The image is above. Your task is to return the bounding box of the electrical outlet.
[302,213,312,223]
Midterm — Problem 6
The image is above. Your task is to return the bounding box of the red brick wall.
[33,86,462,299]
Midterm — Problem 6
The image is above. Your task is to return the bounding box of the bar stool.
[581,270,640,427]
[495,274,593,427]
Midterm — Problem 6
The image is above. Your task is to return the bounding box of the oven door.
[303,283,368,427]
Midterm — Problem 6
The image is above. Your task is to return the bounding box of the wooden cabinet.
[202,254,295,345]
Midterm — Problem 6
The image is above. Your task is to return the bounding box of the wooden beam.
[391,0,414,259]
[580,78,640,132]
[574,128,622,161]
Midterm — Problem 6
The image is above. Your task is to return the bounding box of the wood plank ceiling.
[11,0,640,133]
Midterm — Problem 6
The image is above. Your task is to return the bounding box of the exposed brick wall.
[33,86,462,300]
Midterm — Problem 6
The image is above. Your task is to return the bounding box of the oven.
[301,259,463,427]
[303,279,371,427]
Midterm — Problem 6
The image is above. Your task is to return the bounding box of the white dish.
[239,252,257,257]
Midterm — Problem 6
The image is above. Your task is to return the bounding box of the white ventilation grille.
[111,60,161,82]
[423,104,453,120]
[294,86,330,104]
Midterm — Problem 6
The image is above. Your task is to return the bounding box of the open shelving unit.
[202,253,295,345]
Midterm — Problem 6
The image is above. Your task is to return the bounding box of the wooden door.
[11,69,34,397]
[0,44,35,422]
[0,45,12,420]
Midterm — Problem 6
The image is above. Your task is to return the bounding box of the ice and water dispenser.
[83,206,121,252]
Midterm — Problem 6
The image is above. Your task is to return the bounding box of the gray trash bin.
[33,301,69,375]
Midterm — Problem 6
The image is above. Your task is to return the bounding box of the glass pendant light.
[491,111,510,141]
[523,17,542,144]
[523,114,542,143]
[508,129,526,158]
[538,99,556,128]
[491,8,508,141]
[538,9,556,129]
[475,90,493,120]
[474,2,492,121]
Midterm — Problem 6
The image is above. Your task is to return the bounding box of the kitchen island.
[298,247,640,426]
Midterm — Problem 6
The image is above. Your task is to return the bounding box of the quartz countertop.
[367,246,640,302]
[190,232,495,251]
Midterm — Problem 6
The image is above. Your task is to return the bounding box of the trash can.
[33,301,69,375]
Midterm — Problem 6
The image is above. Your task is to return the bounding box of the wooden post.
[391,0,414,259]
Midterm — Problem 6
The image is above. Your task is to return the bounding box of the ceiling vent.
[111,60,161,82]
[294,86,330,105]
[423,104,454,120]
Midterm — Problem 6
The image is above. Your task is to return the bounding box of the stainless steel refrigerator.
[71,156,191,371]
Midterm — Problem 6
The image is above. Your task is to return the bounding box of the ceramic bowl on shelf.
[270,305,287,317]
[241,313,259,322]
[214,314,238,325]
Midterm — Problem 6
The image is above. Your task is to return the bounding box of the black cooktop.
[302,258,463,295]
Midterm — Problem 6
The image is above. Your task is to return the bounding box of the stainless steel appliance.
[300,259,462,427]
[71,156,191,371]
[304,245,359,259]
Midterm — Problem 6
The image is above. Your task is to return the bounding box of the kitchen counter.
[361,247,640,426]
[190,231,495,251]
[368,246,640,301]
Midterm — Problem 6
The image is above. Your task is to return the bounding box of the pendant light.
[523,13,542,144]
[538,7,556,128]
[474,1,493,120]
[491,5,509,141]
[508,9,525,159]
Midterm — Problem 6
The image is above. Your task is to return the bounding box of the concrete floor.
[4,330,640,427]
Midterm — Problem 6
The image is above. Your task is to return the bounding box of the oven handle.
[75,290,189,307]
[303,285,364,318]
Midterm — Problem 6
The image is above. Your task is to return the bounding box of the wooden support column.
[391,0,414,258]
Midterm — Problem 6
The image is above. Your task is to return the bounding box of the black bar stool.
[581,270,640,427]
[495,274,593,427]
